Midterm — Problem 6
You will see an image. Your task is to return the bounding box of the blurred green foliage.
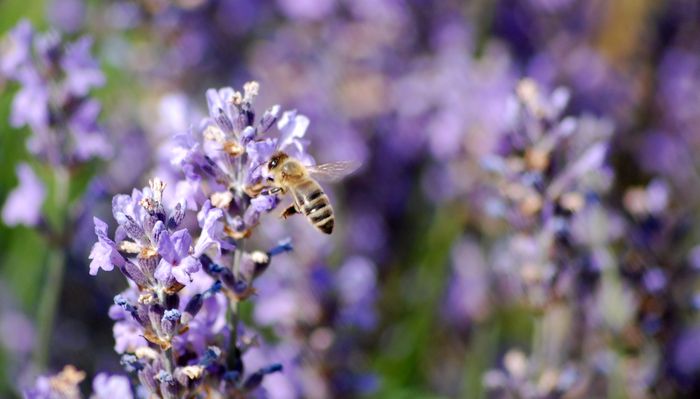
[0,1,47,396]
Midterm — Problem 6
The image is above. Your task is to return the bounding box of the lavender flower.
[88,217,125,275]
[80,82,321,397]
[1,163,46,227]
[24,365,85,399]
[0,20,110,165]
[91,373,133,399]
[0,20,32,77]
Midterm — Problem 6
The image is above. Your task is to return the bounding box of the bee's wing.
[307,161,361,183]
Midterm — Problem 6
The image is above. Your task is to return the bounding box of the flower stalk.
[33,165,70,371]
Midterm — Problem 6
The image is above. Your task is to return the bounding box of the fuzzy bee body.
[266,151,359,234]
[292,179,335,234]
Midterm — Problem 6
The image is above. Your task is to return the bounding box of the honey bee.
[265,151,360,234]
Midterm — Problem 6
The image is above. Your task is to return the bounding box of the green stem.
[163,347,174,374]
[33,166,70,372]
[531,313,544,374]
[227,247,243,362]
[33,247,66,371]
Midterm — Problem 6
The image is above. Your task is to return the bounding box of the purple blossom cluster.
[459,80,620,397]
[62,82,317,397]
[0,19,109,165]
[25,366,131,399]
[0,20,109,228]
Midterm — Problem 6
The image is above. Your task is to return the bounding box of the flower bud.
[165,293,180,310]
[161,309,181,337]
[120,354,143,372]
[148,304,165,335]
[156,370,179,399]
[251,251,270,279]
[220,267,237,291]
[241,126,256,145]
[167,200,186,229]
[124,261,148,287]
[200,346,221,368]
[138,364,158,395]
[258,105,280,133]
[182,293,203,324]
[114,295,142,323]
[268,238,293,257]
[243,364,283,391]
[151,220,166,246]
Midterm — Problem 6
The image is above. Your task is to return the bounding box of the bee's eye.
[269,159,278,168]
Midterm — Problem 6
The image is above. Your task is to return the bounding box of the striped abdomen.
[293,179,334,234]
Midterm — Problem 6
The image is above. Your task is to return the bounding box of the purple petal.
[154,260,173,283]
[61,36,105,96]
[0,20,33,77]
[157,231,178,264]
[10,68,49,130]
[2,163,45,227]
[170,228,192,259]
[89,242,118,275]
[277,110,309,152]
[171,264,192,285]
[92,373,133,399]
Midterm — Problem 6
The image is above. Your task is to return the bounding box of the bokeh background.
[2,0,700,398]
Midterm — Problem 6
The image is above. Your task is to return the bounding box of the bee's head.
[267,151,288,176]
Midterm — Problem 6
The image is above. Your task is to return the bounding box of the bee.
[265,151,360,234]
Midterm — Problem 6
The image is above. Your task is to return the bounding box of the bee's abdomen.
[299,180,334,234]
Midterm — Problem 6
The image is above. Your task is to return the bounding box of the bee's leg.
[261,187,283,196]
[280,203,299,219]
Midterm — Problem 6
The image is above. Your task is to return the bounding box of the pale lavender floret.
[172,271,227,356]
[243,195,278,227]
[245,138,278,183]
[276,110,312,163]
[0,19,33,77]
[9,67,49,131]
[155,229,201,285]
[61,36,105,96]
[109,287,148,353]
[1,163,46,227]
[23,375,54,399]
[206,87,237,134]
[69,99,113,160]
[34,30,61,64]
[194,200,234,257]
[174,164,205,210]
[0,310,35,354]
[92,373,133,399]
[171,128,205,169]
[174,122,229,185]
[277,0,336,20]
[88,217,126,275]
[113,320,148,354]
[112,189,147,230]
